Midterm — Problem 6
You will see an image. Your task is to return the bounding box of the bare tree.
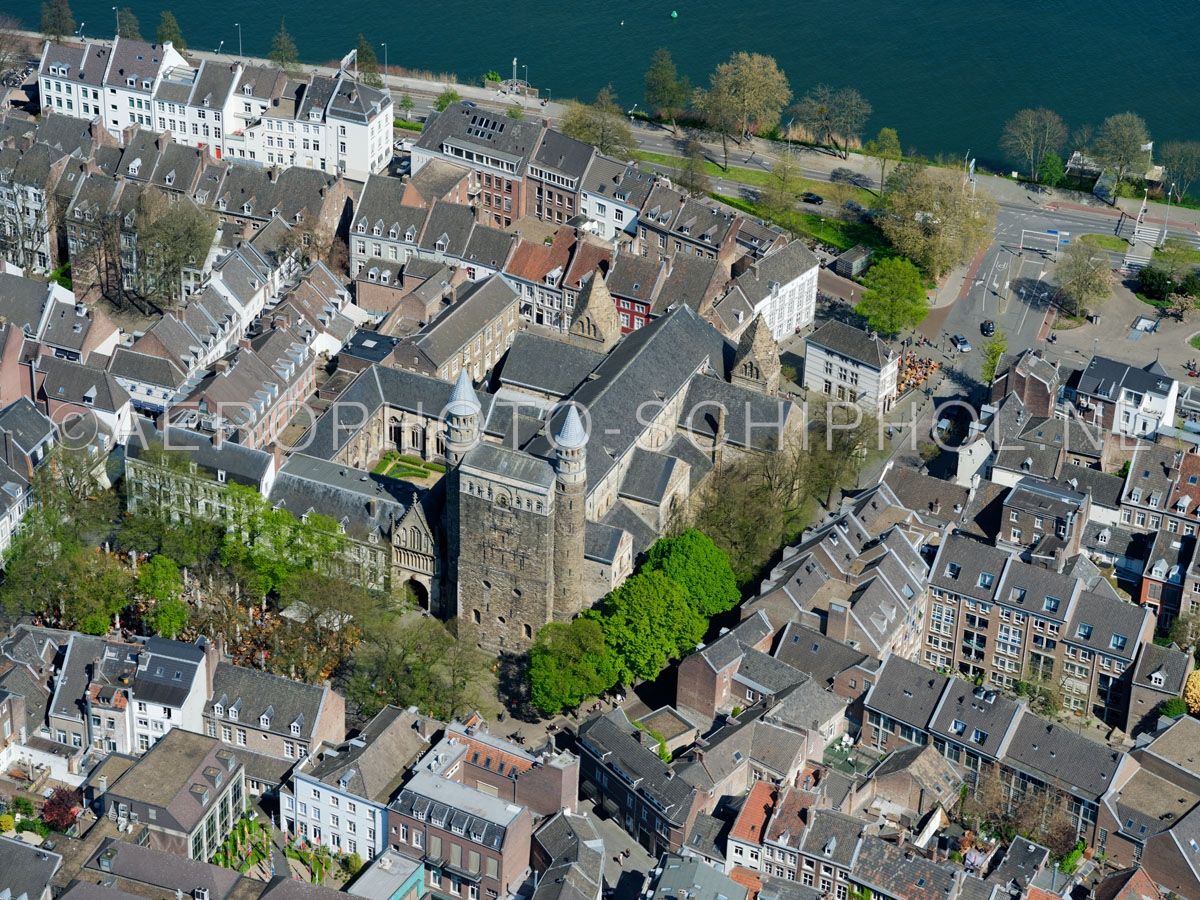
[1055,241,1112,315]
[1000,108,1067,182]
[1161,141,1200,201]
[1094,112,1152,181]
[791,85,872,158]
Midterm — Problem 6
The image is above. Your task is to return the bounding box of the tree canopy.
[1000,108,1066,182]
[41,0,75,43]
[433,89,461,112]
[356,35,382,87]
[880,163,998,278]
[269,19,299,72]
[1162,141,1200,200]
[856,256,928,337]
[695,52,790,170]
[528,618,619,714]
[1054,241,1112,315]
[599,570,705,684]
[134,190,217,306]
[792,85,872,158]
[560,86,636,159]
[643,48,690,130]
[1094,112,1151,181]
[116,7,141,40]
[863,127,901,193]
[156,11,186,52]
[644,529,739,618]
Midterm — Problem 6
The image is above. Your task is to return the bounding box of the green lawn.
[1155,243,1200,266]
[1080,233,1129,253]
[634,150,877,208]
[1189,334,1200,351]
[712,192,888,252]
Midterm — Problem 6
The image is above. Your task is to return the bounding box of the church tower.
[730,314,783,393]
[552,404,588,621]
[445,368,481,465]
[568,270,622,352]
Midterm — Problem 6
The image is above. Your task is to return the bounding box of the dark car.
[981,319,995,336]
[801,192,824,205]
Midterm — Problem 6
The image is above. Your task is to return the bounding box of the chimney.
[238,337,252,351]
[212,427,224,449]
[266,441,284,472]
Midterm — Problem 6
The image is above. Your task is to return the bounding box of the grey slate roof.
[1063,590,1148,662]
[1131,642,1191,695]
[584,521,625,564]
[299,705,428,804]
[390,769,521,850]
[929,680,1022,759]
[648,853,747,900]
[863,654,947,730]
[498,332,604,398]
[795,808,864,869]
[210,661,331,743]
[463,441,555,489]
[1076,354,1175,401]
[930,533,1010,602]
[354,174,430,235]
[1055,462,1123,509]
[37,355,130,412]
[531,129,595,180]
[127,426,273,488]
[131,637,203,709]
[416,102,543,175]
[0,833,61,899]
[1005,715,1124,799]
[805,319,894,370]
[399,274,517,369]
[618,448,679,504]
[107,348,188,390]
[84,837,240,900]
[578,710,696,821]
[0,272,52,334]
[772,622,870,687]
[0,397,54,455]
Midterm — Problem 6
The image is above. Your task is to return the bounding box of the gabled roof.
[210,661,335,743]
[299,705,429,804]
[805,319,894,370]
[863,654,948,731]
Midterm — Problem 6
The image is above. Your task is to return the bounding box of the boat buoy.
[671,10,678,17]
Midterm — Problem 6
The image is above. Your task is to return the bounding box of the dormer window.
[1076,623,1093,640]
[228,706,238,721]
[243,85,253,96]
[404,226,416,243]
[290,721,301,735]
[260,713,271,728]
[389,226,398,239]
[977,572,994,589]
[127,77,135,87]
[1110,633,1127,651]
[435,239,447,252]
[214,703,224,716]
[1150,672,1165,688]
[944,562,961,579]
[373,224,382,236]
[358,221,366,233]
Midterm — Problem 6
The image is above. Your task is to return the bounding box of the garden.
[372,451,447,483]
[211,817,273,874]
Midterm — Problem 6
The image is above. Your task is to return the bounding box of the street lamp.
[381,43,388,80]
[235,22,242,59]
[75,21,85,38]
[1160,182,1176,249]
[216,40,224,55]
[111,6,118,36]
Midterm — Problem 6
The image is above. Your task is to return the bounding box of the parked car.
[801,192,824,205]
[952,334,973,352]
[981,320,995,336]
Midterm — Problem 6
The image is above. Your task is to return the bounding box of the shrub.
[1162,696,1188,718]
[0,813,14,833]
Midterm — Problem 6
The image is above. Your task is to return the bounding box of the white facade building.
[803,320,899,415]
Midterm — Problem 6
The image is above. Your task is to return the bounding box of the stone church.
[295,272,800,654]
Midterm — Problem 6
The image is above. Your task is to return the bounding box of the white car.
[952,334,972,353]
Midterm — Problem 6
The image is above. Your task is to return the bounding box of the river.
[28,0,1200,167]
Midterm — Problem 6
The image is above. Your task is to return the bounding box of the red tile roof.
[730,781,776,845]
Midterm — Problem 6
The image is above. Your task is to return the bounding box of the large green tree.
[560,86,636,159]
[791,84,872,158]
[356,35,383,88]
[156,11,186,52]
[41,0,75,43]
[644,529,739,618]
[134,190,217,306]
[1000,108,1067,182]
[863,127,902,194]
[137,554,182,602]
[694,52,790,170]
[981,331,1008,385]
[269,18,299,72]
[880,163,998,278]
[433,89,462,112]
[643,48,690,132]
[528,618,620,714]
[856,256,929,337]
[1094,112,1151,181]
[1055,241,1112,315]
[599,571,705,684]
[64,551,134,635]
[116,7,141,40]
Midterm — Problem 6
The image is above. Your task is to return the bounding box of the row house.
[802,320,898,415]
[204,660,346,796]
[46,633,209,756]
[268,261,356,359]
[41,38,392,181]
[761,792,866,900]
[0,141,73,273]
[525,129,594,226]
[864,654,1130,843]
[387,767,535,900]
[503,227,612,331]
[1067,355,1178,439]
[284,705,435,860]
[997,478,1089,563]
[741,484,932,661]
[38,37,188,138]
[590,246,727,336]
[412,102,546,228]
[636,183,742,263]
[576,709,704,858]
[578,156,654,241]
[350,177,515,283]
[0,272,117,364]
[927,532,1154,721]
[171,323,316,449]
